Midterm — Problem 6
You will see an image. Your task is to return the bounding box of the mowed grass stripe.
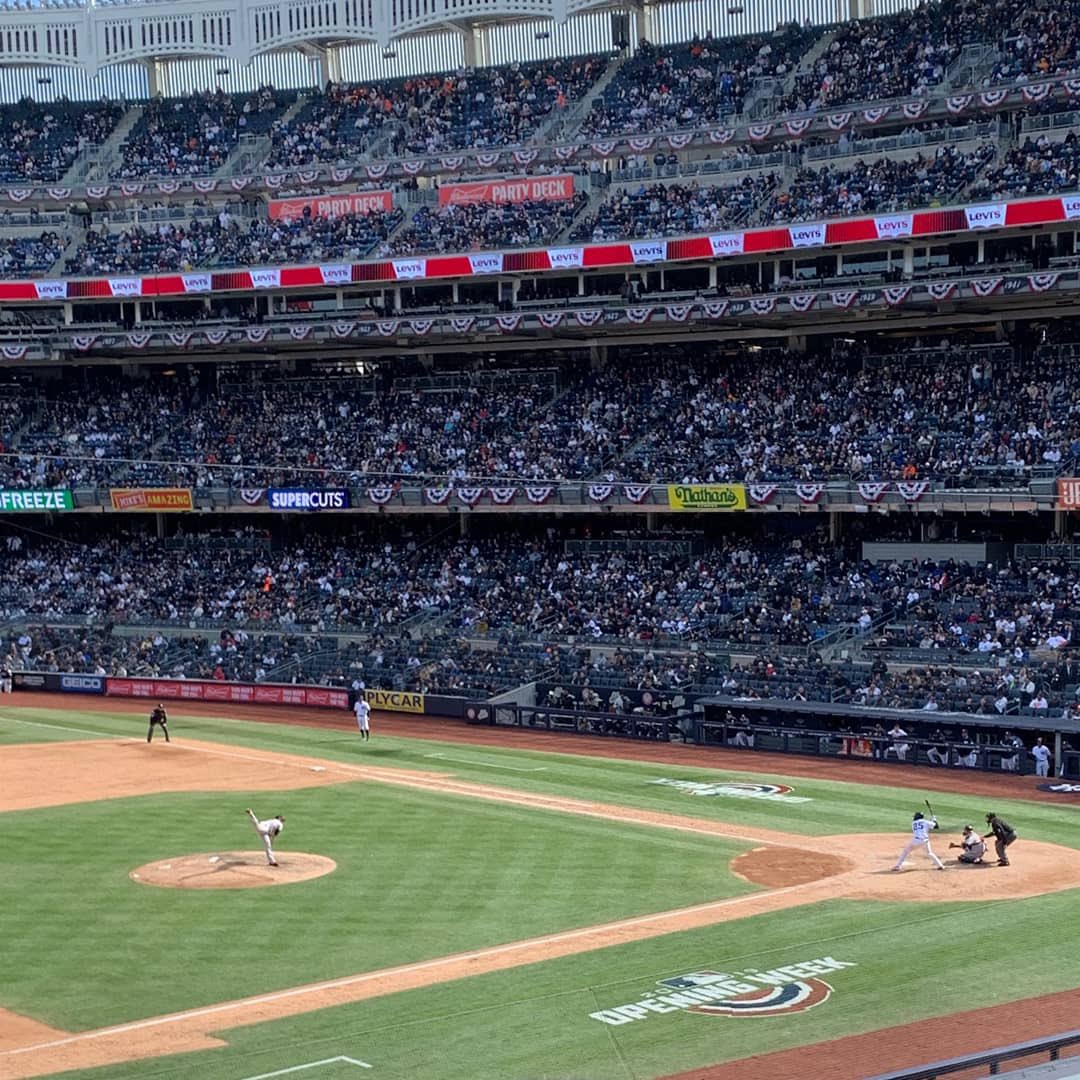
[0,781,754,1030]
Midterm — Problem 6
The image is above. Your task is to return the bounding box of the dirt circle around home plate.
[130,851,336,889]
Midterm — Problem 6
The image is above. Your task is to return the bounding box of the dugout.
[695,697,1080,777]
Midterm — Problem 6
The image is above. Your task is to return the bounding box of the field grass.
[2,704,1079,1080]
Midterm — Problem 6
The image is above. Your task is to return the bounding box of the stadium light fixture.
[382,48,397,60]
[535,30,551,39]
[216,67,230,76]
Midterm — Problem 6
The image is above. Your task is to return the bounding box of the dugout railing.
[465,701,695,742]
[867,1026,1080,1079]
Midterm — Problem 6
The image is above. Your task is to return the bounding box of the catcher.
[949,824,987,864]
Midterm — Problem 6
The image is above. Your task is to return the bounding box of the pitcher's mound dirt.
[732,847,854,886]
[131,852,336,889]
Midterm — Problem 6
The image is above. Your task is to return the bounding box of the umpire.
[147,702,170,743]
[983,811,1017,866]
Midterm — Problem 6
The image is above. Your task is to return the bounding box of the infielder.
[892,811,946,871]
[353,696,371,741]
[949,825,987,864]
[147,702,170,743]
[246,808,284,866]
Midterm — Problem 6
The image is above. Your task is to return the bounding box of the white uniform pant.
[894,837,944,870]
[1035,760,1050,777]
[251,823,278,864]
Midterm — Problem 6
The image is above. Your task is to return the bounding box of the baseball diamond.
[0,698,1078,1079]
[5,0,1080,1075]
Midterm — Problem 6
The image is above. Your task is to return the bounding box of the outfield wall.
[11,671,469,718]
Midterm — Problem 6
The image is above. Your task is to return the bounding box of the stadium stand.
[114,88,293,179]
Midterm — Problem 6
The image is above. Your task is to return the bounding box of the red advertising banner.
[106,677,349,710]
[438,174,575,207]
[268,190,393,221]
[1058,478,1080,509]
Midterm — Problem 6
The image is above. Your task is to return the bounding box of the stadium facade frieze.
[42,480,1063,516]
[3,193,1080,308]
[19,265,1072,363]
[0,73,1071,204]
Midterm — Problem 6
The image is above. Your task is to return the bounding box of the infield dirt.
[1,729,1078,1079]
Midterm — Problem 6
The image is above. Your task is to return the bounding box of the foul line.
[2,880,815,1058]
[241,1057,371,1078]
[424,752,547,773]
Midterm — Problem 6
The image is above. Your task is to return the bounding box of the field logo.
[649,777,811,803]
[590,957,854,1026]
[1037,783,1080,793]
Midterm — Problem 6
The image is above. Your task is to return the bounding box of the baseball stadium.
[2,0,1080,1077]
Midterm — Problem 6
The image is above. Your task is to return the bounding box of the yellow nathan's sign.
[364,689,425,713]
[666,484,747,511]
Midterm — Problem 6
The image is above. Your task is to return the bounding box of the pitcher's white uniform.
[354,698,371,739]
[893,813,945,870]
[246,808,284,866]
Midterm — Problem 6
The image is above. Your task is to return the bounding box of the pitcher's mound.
[131,852,336,889]
[732,846,855,886]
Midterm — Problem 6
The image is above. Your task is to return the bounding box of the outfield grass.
[2,705,1078,1080]
[48,890,1080,1080]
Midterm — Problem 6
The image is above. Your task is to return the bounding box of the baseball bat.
[925,799,938,828]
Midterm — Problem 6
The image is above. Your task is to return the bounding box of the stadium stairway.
[545,50,632,144]
[225,94,309,180]
[69,104,142,186]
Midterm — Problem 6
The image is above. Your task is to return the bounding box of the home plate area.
[130,852,337,889]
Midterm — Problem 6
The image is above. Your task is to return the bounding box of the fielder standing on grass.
[353,695,371,741]
[246,808,284,866]
[147,702,170,743]
[893,810,946,871]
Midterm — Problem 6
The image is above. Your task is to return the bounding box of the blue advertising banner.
[59,673,105,694]
[267,489,351,511]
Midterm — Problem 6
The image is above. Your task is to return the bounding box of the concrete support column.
[1054,509,1068,538]
[829,511,842,543]
[145,59,161,98]
[459,513,470,536]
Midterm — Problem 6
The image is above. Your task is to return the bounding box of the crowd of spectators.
[384,191,588,255]
[0,231,63,275]
[263,56,608,169]
[0,98,124,182]
[114,88,290,179]
[570,175,775,242]
[778,7,963,112]
[581,28,812,137]
[67,205,403,273]
[3,528,1079,732]
[968,132,1080,198]
[758,144,995,223]
[4,346,1080,489]
[983,0,1080,83]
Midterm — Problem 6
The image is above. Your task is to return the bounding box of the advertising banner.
[268,190,393,221]
[666,484,748,511]
[105,677,349,710]
[438,174,575,207]
[267,488,351,510]
[59,673,105,694]
[110,488,194,512]
[0,488,73,512]
[364,689,425,713]
[1058,478,1080,509]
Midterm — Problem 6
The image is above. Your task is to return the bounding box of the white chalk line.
[240,1056,371,1079]
[0,715,796,850]
[424,752,547,772]
[3,879,816,1058]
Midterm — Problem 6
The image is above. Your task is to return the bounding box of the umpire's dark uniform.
[984,813,1016,866]
[147,704,170,743]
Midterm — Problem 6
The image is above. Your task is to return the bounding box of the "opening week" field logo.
[648,778,812,802]
[589,957,855,1025]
